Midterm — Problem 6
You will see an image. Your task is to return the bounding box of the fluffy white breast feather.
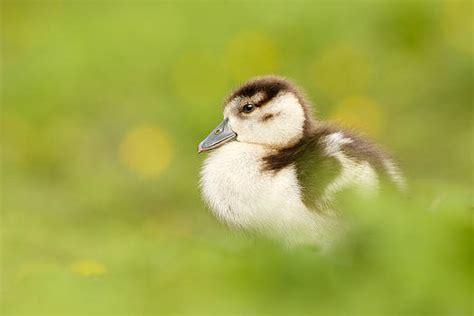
[200,141,336,247]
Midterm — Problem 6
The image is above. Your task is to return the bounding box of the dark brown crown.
[228,76,293,103]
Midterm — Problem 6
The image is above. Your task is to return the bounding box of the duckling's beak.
[198,118,237,153]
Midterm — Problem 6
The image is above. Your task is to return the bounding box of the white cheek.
[254,93,305,146]
[225,108,248,141]
[223,107,232,119]
[227,116,244,137]
[231,117,263,144]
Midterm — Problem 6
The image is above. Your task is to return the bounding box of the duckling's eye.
[242,103,255,113]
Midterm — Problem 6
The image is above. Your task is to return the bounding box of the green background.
[1,1,472,315]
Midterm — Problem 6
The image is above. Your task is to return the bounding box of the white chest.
[200,142,323,245]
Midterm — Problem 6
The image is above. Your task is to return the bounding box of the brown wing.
[262,123,405,211]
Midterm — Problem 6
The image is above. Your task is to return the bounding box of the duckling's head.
[199,76,316,152]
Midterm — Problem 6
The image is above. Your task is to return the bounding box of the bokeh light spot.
[329,96,384,136]
[312,45,370,100]
[442,0,473,56]
[171,52,228,106]
[119,126,173,178]
[70,260,107,276]
[225,32,279,81]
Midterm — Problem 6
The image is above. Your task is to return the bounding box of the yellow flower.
[119,126,173,178]
[70,260,107,276]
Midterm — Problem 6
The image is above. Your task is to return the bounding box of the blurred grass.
[1,1,473,315]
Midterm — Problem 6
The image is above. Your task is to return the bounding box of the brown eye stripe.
[260,111,281,122]
[261,113,274,121]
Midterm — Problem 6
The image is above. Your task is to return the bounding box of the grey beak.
[198,118,237,153]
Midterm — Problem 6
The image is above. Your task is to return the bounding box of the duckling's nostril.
[215,128,222,135]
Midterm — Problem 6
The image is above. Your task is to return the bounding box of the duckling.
[198,76,405,248]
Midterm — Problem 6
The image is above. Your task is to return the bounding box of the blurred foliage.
[1,0,472,315]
